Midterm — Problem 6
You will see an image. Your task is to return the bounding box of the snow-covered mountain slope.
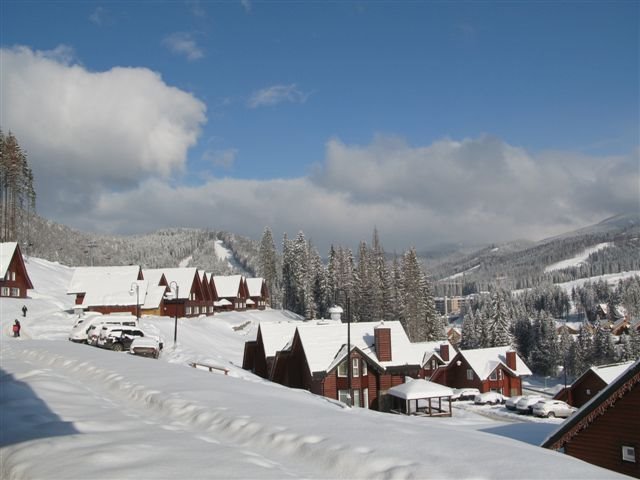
[0,257,626,479]
[544,242,612,273]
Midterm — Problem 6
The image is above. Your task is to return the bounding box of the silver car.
[515,395,545,414]
[532,400,577,418]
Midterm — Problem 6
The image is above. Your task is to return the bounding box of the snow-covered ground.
[555,270,640,294]
[544,243,612,273]
[0,257,626,479]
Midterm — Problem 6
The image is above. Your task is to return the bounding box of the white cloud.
[162,32,204,61]
[0,45,206,219]
[89,6,107,26]
[247,84,309,108]
[240,0,252,14]
[202,148,239,169]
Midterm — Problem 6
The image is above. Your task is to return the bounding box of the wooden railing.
[189,361,229,375]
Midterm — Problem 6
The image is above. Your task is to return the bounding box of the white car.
[516,395,545,414]
[130,337,163,359]
[451,388,481,401]
[474,391,505,405]
[86,318,138,345]
[532,400,577,418]
[505,395,525,411]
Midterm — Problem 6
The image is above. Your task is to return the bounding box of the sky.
[1,0,638,252]
[0,256,627,479]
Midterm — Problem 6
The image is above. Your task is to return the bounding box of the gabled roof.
[143,269,166,288]
[213,275,244,298]
[457,346,532,379]
[542,359,640,451]
[295,321,417,374]
[590,361,635,385]
[407,340,455,367]
[145,267,198,300]
[258,322,300,358]
[388,379,454,400]
[67,265,141,296]
[142,284,168,309]
[0,242,33,289]
[246,277,265,297]
[82,277,147,308]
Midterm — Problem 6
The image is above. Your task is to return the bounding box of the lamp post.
[334,288,352,407]
[130,282,140,322]
[170,281,179,345]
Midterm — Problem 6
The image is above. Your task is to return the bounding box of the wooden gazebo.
[388,379,454,417]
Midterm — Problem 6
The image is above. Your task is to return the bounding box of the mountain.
[428,212,640,295]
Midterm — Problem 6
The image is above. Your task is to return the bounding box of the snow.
[0,256,627,479]
[145,267,199,300]
[67,265,142,307]
[555,270,640,294]
[444,264,479,280]
[246,277,265,297]
[460,346,533,379]
[388,379,454,399]
[544,242,612,273]
[212,274,243,298]
[591,361,636,385]
[0,241,18,276]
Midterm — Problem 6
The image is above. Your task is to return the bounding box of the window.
[498,370,503,380]
[363,388,369,409]
[337,361,347,377]
[338,389,350,404]
[186,306,192,315]
[194,306,199,314]
[467,369,474,381]
[11,287,20,297]
[430,359,438,371]
[352,389,361,407]
[352,358,360,377]
[362,361,368,376]
[11,272,15,281]
[490,370,497,381]
[1,287,9,296]
[622,446,636,463]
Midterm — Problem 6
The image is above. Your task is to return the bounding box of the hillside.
[429,212,640,295]
[0,257,625,479]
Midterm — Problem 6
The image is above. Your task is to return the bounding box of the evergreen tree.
[258,227,279,308]
[530,310,558,375]
[460,309,479,349]
[489,289,512,346]
[513,316,534,361]
[401,247,428,341]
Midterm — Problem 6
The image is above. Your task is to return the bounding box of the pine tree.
[489,289,513,346]
[530,310,559,376]
[460,308,478,349]
[401,247,428,341]
[258,227,279,308]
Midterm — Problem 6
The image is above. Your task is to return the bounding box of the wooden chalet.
[543,359,640,478]
[268,320,421,411]
[554,361,635,408]
[408,341,454,379]
[212,275,248,311]
[140,270,169,316]
[67,265,144,315]
[0,242,33,299]
[431,346,532,397]
[242,321,308,379]
[447,326,461,346]
[145,267,208,318]
[200,272,215,316]
[246,277,269,310]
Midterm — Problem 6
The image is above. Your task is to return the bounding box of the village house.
[67,265,144,315]
[267,320,421,411]
[145,267,209,318]
[408,340,455,379]
[0,242,33,298]
[246,277,269,310]
[212,275,248,311]
[543,359,640,479]
[431,345,532,397]
[554,361,635,408]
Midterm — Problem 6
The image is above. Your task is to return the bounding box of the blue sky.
[1,1,638,251]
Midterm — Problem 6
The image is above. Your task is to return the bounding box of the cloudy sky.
[1,1,638,252]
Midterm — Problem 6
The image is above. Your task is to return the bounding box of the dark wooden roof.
[542,359,640,451]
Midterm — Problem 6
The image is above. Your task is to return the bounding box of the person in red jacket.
[13,319,21,337]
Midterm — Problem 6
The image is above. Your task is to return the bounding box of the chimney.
[374,322,392,362]
[506,351,517,371]
[439,344,450,362]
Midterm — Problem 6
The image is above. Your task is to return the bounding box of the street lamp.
[130,282,140,322]
[334,288,352,407]
[169,281,179,345]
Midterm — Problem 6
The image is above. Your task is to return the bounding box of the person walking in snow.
[13,319,21,337]
[22,305,27,317]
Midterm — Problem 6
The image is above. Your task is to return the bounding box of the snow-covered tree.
[258,227,280,308]
[489,289,512,346]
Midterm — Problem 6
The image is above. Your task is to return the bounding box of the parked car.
[130,337,163,359]
[505,395,525,410]
[86,318,138,345]
[97,325,145,352]
[451,388,481,401]
[532,400,577,418]
[516,395,545,414]
[474,391,505,405]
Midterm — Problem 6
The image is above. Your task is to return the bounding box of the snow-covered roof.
[82,278,147,308]
[388,379,454,400]
[591,361,636,384]
[67,265,141,295]
[213,275,243,298]
[407,340,455,366]
[143,284,168,309]
[259,322,301,358]
[143,269,166,287]
[145,268,198,300]
[246,277,265,297]
[296,321,416,373]
[214,299,232,307]
[458,346,532,379]
[0,242,18,277]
